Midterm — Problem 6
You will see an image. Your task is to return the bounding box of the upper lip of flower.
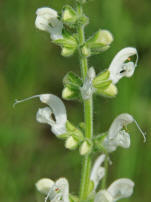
[108,113,133,139]
[108,47,138,84]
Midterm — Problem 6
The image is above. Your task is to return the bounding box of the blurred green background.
[0,0,151,201]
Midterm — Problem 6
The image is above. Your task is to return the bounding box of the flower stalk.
[76,2,93,200]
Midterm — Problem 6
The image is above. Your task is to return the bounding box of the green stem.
[76,3,93,200]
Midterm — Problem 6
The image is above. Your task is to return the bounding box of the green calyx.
[59,121,84,150]
[62,5,78,25]
[93,70,110,89]
[85,29,113,55]
[62,5,88,29]
[92,70,118,97]
[79,139,93,155]
[93,133,107,152]
[54,31,78,57]
[96,83,118,97]
[62,72,83,100]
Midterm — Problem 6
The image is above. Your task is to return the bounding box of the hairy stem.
[77,3,93,200]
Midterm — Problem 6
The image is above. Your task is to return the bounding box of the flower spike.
[109,47,138,84]
[14,94,67,136]
[90,154,105,190]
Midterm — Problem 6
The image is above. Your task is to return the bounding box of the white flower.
[35,7,63,40]
[90,154,105,190]
[14,94,67,137]
[108,113,133,139]
[36,178,69,202]
[109,47,138,84]
[94,178,134,202]
[102,113,133,152]
[102,113,146,153]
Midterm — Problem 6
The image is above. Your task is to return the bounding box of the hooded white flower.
[109,47,138,84]
[102,113,146,153]
[102,113,133,152]
[90,154,105,190]
[36,178,69,202]
[14,94,67,136]
[35,7,63,40]
[94,178,134,202]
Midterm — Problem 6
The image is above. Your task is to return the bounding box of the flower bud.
[61,47,75,57]
[87,30,113,47]
[65,136,79,150]
[62,6,78,24]
[97,83,118,97]
[62,87,80,100]
[35,178,54,195]
[86,30,113,54]
[79,140,92,155]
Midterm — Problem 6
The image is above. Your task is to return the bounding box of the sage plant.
[15,0,146,201]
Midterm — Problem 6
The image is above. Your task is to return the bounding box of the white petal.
[90,154,106,190]
[50,21,63,40]
[36,107,55,126]
[88,67,96,80]
[108,113,133,139]
[102,137,118,153]
[109,47,138,84]
[94,190,113,202]
[107,178,134,201]
[40,94,67,136]
[103,130,130,153]
[55,178,69,202]
[116,130,130,148]
[35,16,50,32]
[35,178,54,195]
[36,7,58,19]
[45,178,69,202]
